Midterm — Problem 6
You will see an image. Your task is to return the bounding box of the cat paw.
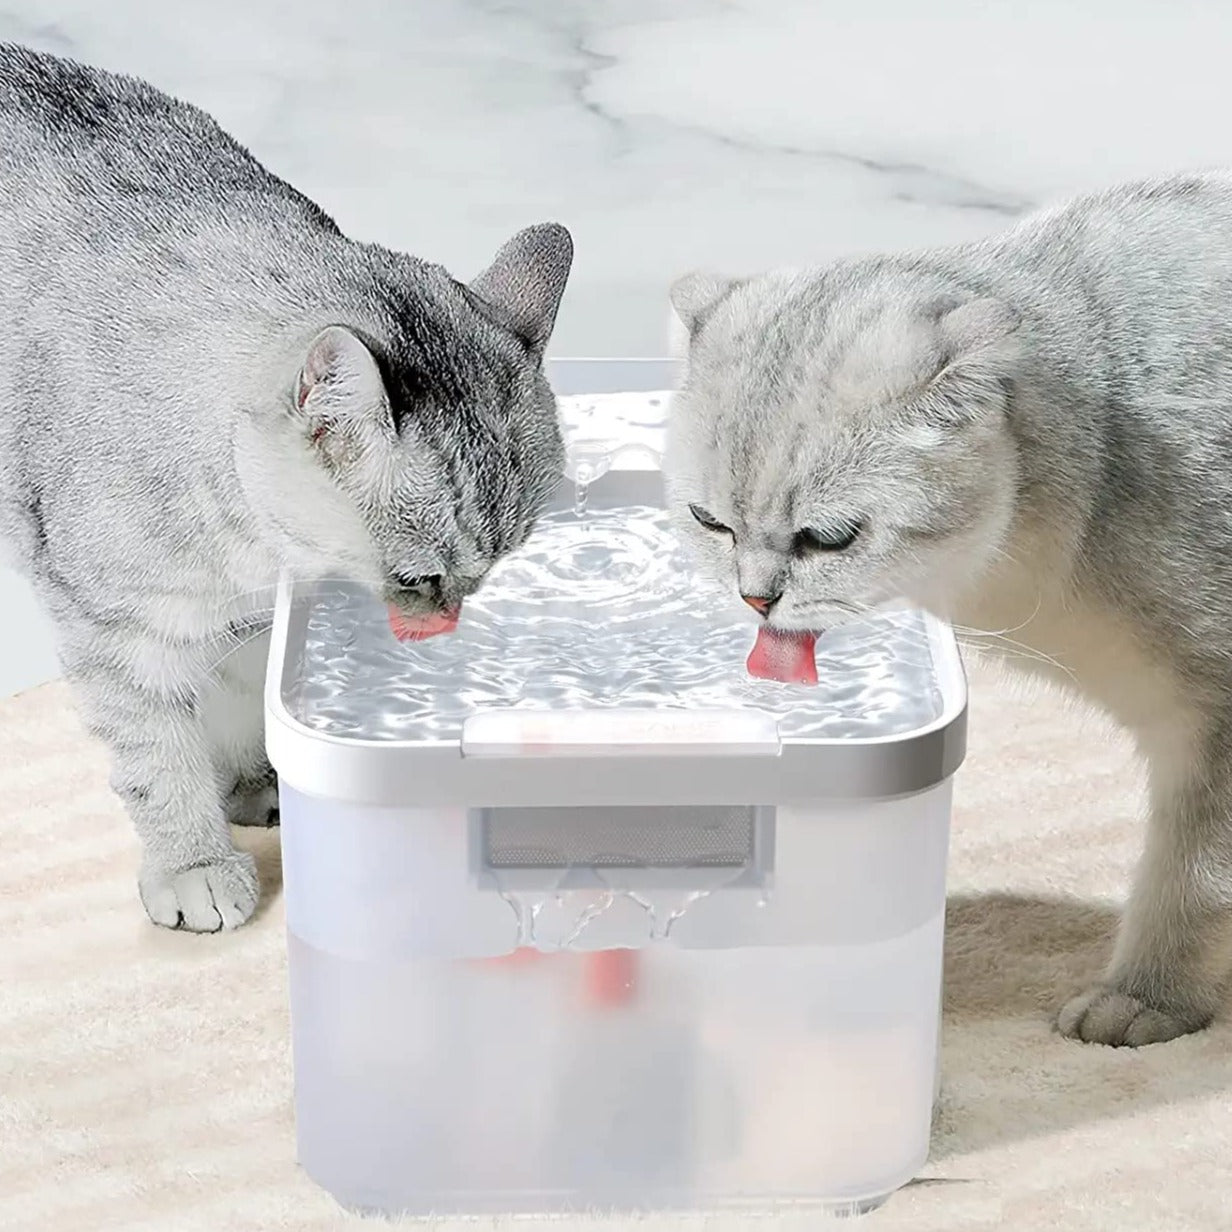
[226,780,280,827]
[139,852,260,932]
[1056,984,1209,1046]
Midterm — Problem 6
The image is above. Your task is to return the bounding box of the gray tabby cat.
[667,172,1232,1047]
[0,44,572,931]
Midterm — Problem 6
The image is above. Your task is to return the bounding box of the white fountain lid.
[265,391,968,808]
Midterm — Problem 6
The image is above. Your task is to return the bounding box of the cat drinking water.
[0,44,573,932]
[667,173,1232,1046]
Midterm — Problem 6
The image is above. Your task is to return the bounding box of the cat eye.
[689,504,732,535]
[794,520,863,554]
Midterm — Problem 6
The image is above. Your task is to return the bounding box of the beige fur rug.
[2,667,1231,1232]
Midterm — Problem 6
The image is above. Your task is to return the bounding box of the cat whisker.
[792,597,875,619]
[212,575,365,611]
[949,624,1077,683]
[199,576,390,676]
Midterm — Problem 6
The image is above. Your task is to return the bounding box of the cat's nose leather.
[742,594,776,615]
[392,572,442,599]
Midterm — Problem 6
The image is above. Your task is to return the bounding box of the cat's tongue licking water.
[387,605,461,642]
[746,626,819,685]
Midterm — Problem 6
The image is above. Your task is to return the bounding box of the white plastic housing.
[266,358,967,1218]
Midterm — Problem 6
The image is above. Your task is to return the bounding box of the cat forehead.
[673,379,924,527]
[695,294,944,416]
[382,296,523,419]
[674,327,950,519]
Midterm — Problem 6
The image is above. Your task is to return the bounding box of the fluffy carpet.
[2,666,1231,1232]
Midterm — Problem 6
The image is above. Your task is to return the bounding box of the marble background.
[4,0,1232,694]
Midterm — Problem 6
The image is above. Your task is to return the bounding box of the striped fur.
[0,43,572,931]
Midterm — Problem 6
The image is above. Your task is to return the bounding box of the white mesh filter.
[475,804,763,871]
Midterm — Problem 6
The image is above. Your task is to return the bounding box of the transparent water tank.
[265,359,967,1218]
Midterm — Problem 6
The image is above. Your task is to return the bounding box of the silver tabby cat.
[0,45,573,931]
[667,172,1232,1047]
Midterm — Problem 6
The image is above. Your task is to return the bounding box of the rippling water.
[285,506,945,744]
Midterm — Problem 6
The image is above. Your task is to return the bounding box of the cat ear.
[295,326,391,443]
[670,272,738,334]
[470,222,573,356]
[938,297,1020,354]
[925,298,1021,423]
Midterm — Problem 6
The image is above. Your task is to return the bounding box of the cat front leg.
[1057,739,1232,1045]
[65,631,260,931]
[225,762,279,828]
[204,627,279,828]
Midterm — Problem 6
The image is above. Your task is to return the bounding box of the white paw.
[139,852,260,932]
[226,781,280,827]
[1056,984,1208,1046]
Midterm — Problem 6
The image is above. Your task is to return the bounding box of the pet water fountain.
[264,359,967,1218]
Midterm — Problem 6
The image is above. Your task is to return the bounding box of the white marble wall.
[4,0,1232,694]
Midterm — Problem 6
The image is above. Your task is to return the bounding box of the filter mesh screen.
[477,804,759,870]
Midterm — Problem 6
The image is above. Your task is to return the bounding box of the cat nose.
[742,593,779,616]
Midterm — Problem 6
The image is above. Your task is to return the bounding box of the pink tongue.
[387,605,460,642]
[747,626,819,685]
